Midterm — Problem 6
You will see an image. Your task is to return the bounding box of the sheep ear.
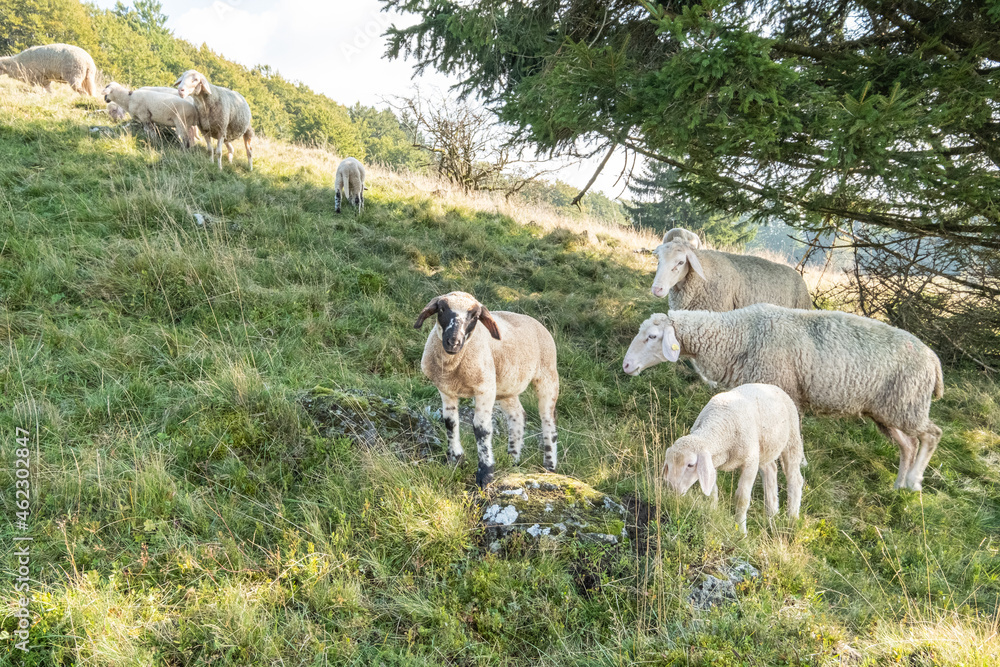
[413,298,440,329]
[696,451,716,496]
[197,75,211,95]
[660,325,681,362]
[172,77,182,87]
[685,249,706,281]
[478,306,502,340]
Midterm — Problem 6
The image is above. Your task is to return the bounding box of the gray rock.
[688,575,738,609]
[300,388,440,461]
[480,472,628,548]
[724,559,760,583]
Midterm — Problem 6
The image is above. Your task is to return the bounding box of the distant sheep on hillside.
[335,157,366,214]
[0,44,98,96]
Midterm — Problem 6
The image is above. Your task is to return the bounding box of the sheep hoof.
[447,451,464,466]
[476,463,494,488]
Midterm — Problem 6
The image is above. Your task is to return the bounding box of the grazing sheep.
[103,82,200,148]
[651,227,812,311]
[174,69,254,170]
[622,304,944,491]
[107,101,127,122]
[0,43,97,96]
[663,383,804,534]
[335,157,366,214]
[415,291,560,487]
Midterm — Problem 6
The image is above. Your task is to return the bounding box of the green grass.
[1,79,999,666]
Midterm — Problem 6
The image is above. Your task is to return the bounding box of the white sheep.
[335,157,366,214]
[174,69,254,171]
[663,383,804,534]
[102,82,200,148]
[623,304,944,491]
[651,227,812,311]
[0,43,97,96]
[415,291,560,487]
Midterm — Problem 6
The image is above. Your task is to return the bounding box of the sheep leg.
[905,421,943,492]
[473,395,497,487]
[439,392,463,465]
[535,386,558,472]
[497,396,525,463]
[216,136,224,169]
[759,461,779,519]
[225,140,235,164]
[42,80,53,93]
[880,424,918,490]
[334,186,342,214]
[243,131,253,171]
[734,464,759,535]
[781,442,804,520]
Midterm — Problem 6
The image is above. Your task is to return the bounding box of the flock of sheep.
[416,229,944,534]
[4,42,946,534]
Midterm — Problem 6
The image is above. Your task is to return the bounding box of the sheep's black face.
[438,303,480,355]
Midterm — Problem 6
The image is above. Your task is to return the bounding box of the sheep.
[0,43,98,96]
[174,69,254,171]
[102,82,200,148]
[335,157,366,214]
[415,291,560,487]
[107,101,127,122]
[651,227,812,311]
[622,304,944,491]
[663,383,805,534]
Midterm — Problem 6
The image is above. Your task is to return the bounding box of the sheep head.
[622,313,681,376]
[662,438,716,496]
[175,70,210,98]
[650,231,705,298]
[102,82,127,104]
[414,291,501,355]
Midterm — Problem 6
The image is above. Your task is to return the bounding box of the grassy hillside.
[1,78,999,666]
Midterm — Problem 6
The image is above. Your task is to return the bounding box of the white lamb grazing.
[663,383,805,534]
[103,82,200,148]
[651,227,812,311]
[623,305,944,491]
[174,69,254,170]
[335,157,366,214]
[415,291,560,487]
[0,44,97,96]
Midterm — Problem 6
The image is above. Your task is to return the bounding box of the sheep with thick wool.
[663,383,805,534]
[651,227,812,311]
[335,157,366,214]
[623,304,944,491]
[0,44,97,96]
[174,69,254,170]
[103,82,200,147]
[415,291,560,487]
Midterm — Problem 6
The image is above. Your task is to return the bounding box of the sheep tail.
[933,357,944,399]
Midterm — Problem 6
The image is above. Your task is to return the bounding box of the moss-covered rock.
[300,387,440,460]
[480,472,628,551]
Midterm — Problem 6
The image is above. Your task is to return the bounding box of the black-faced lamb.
[415,291,560,487]
[0,44,97,96]
[663,383,804,534]
[651,227,812,311]
[174,69,254,171]
[623,304,944,491]
[335,157,366,214]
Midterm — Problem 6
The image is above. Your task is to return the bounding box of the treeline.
[0,0,424,169]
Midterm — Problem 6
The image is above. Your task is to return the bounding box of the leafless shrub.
[810,226,1000,372]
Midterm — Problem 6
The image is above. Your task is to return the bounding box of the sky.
[90,0,635,198]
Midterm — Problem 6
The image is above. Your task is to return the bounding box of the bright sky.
[90,0,634,197]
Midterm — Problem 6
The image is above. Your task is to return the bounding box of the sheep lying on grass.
[651,227,812,311]
[174,69,254,170]
[623,304,944,491]
[415,291,560,487]
[663,383,804,534]
[103,82,200,148]
[0,43,98,96]
[335,157,366,214]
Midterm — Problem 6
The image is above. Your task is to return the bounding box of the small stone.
[689,575,737,609]
[724,559,760,583]
[578,533,618,545]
